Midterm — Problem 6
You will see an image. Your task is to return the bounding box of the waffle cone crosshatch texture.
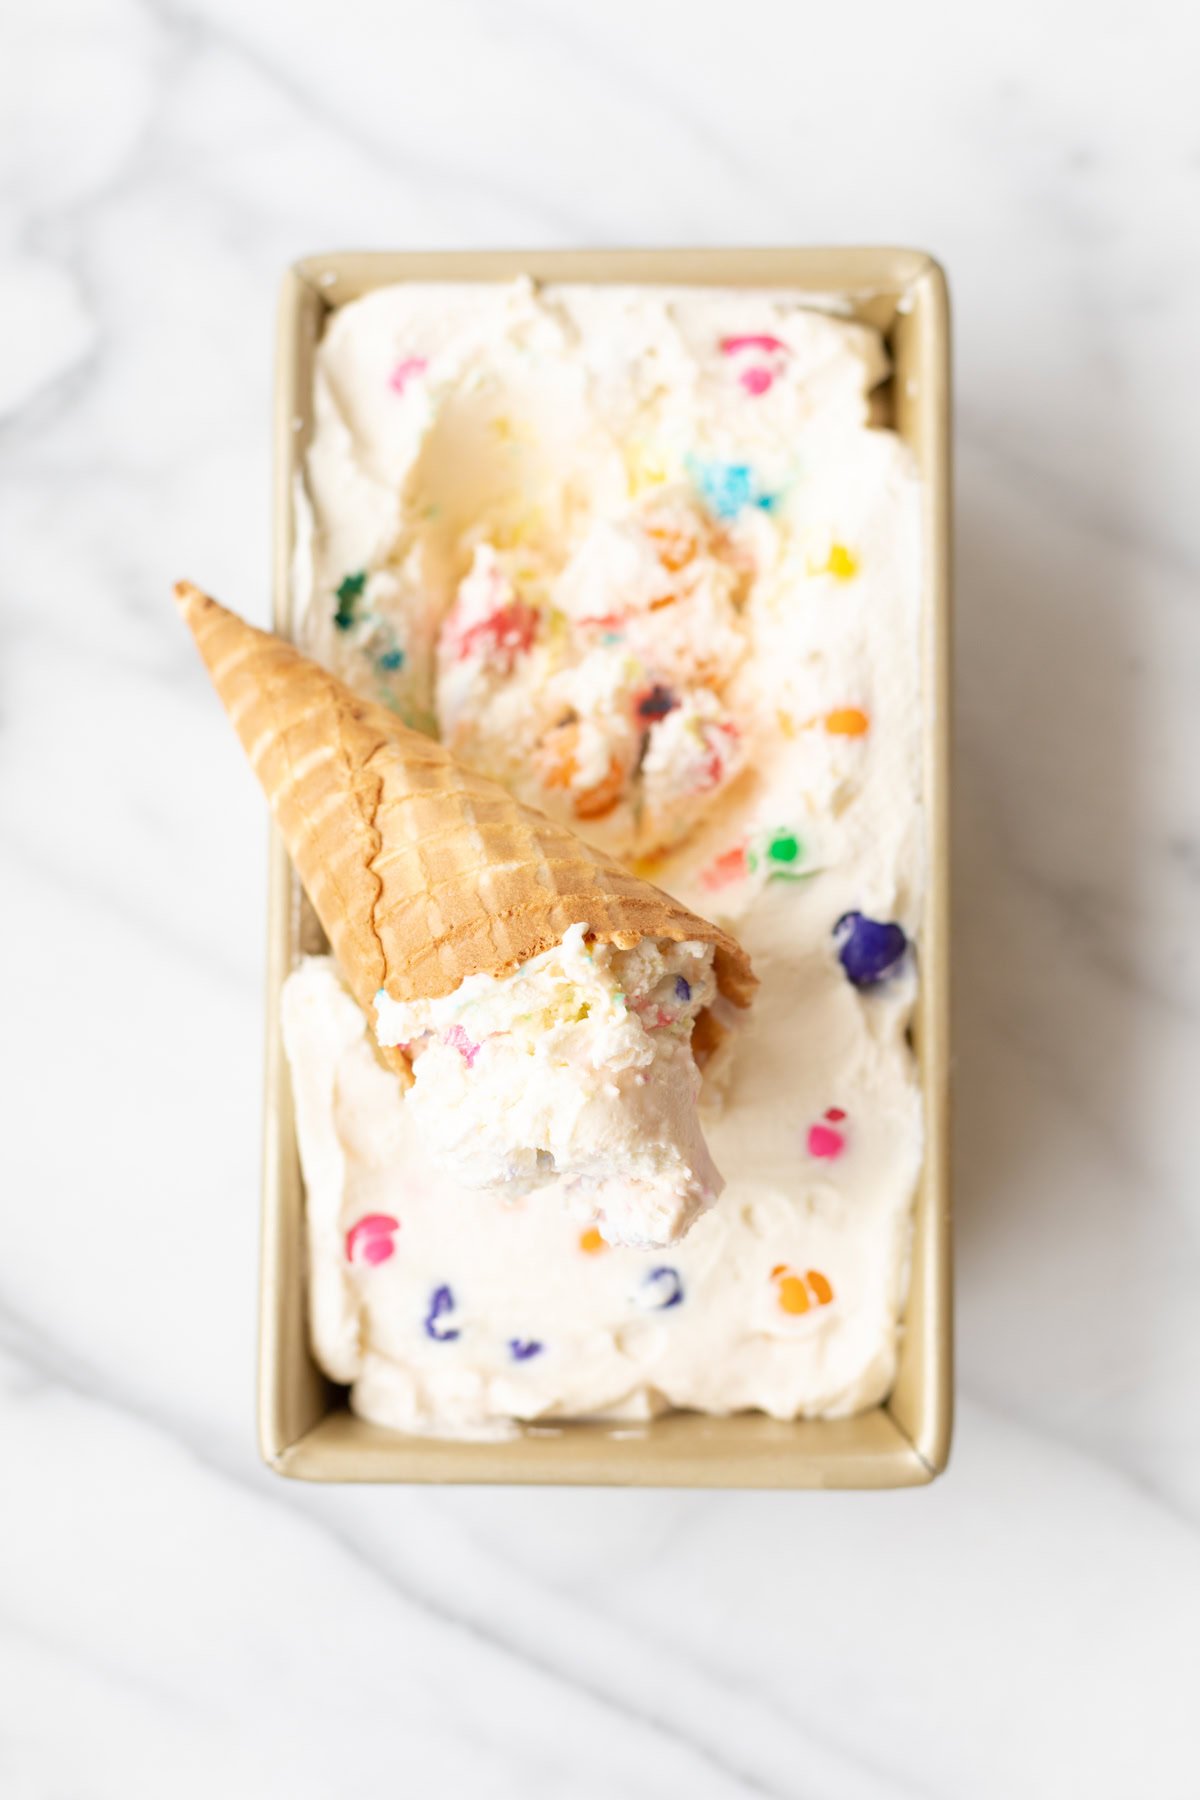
[261,247,952,1487]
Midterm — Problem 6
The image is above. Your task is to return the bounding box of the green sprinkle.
[767,832,801,865]
[333,570,367,632]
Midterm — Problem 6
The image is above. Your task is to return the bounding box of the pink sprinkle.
[806,1124,846,1160]
[701,843,749,891]
[825,1107,846,1122]
[345,1213,401,1265]
[453,600,538,670]
[739,365,774,396]
[720,334,788,356]
[444,1023,480,1067]
[389,355,428,395]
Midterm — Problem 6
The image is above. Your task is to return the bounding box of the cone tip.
[173,579,209,621]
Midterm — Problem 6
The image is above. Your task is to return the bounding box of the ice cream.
[374,924,724,1246]
[288,279,925,1434]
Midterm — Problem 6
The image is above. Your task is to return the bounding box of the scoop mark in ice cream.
[424,1284,461,1341]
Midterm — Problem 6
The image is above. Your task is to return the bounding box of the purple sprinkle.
[424,1284,460,1342]
[674,976,692,1003]
[508,1338,544,1361]
[636,683,679,723]
[641,1266,684,1310]
[834,912,909,988]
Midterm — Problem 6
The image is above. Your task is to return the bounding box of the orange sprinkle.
[573,756,626,821]
[579,1226,608,1255]
[645,523,697,572]
[824,707,870,737]
[777,1274,811,1315]
[805,1269,834,1306]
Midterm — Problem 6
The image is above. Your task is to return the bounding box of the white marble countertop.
[4,1,1198,1793]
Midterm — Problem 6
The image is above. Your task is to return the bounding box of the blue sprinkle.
[377,646,405,672]
[640,1266,684,1310]
[508,1338,544,1361]
[424,1284,461,1342]
[834,912,909,988]
[674,976,692,1003]
[686,456,780,521]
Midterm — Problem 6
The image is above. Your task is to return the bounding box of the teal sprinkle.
[377,646,405,671]
[686,455,780,520]
[600,630,624,645]
[333,569,367,631]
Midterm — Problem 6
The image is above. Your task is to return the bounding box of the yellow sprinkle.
[826,543,858,580]
[624,442,669,496]
[777,710,797,739]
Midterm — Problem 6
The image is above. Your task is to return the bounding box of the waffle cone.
[175,584,756,1061]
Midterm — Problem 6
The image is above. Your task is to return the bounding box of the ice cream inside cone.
[174,581,754,1246]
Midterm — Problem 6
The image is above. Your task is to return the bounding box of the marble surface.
[3,1,1198,1792]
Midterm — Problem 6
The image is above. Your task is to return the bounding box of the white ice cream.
[288,279,924,1434]
[372,926,724,1248]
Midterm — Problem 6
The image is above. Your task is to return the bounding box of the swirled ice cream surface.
[286,279,924,1435]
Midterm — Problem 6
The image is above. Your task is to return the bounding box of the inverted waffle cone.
[176,582,756,1056]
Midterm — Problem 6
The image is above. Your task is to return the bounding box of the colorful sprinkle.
[508,1338,544,1361]
[578,1226,608,1254]
[775,1271,811,1315]
[824,1107,846,1122]
[812,544,858,581]
[638,1267,684,1310]
[388,354,428,395]
[739,366,774,396]
[674,976,692,1003]
[687,457,779,521]
[834,912,909,988]
[635,683,679,723]
[377,646,405,672]
[805,1269,834,1306]
[345,1213,400,1267]
[700,843,749,891]
[454,599,539,669]
[766,831,800,866]
[824,707,870,737]
[771,1264,835,1315]
[444,1024,480,1067]
[333,570,367,631]
[719,334,789,356]
[424,1284,460,1342]
[806,1123,846,1160]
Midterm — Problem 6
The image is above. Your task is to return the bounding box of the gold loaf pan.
[262,247,952,1487]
